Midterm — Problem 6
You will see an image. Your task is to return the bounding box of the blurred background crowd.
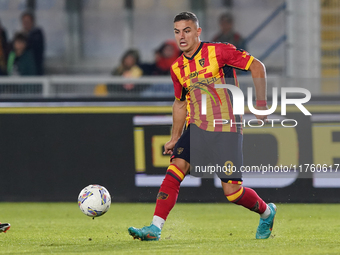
[0,0,281,78]
[0,0,339,96]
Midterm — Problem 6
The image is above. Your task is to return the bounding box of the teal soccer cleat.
[256,203,277,239]
[128,224,161,241]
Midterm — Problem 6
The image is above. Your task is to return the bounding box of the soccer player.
[128,11,276,241]
[0,222,10,233]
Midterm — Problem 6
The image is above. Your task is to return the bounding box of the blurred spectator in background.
[141,40,181,76]
[112,49,143,78]
[0,19,8,75]
[112,49,143,91]
[21,11,45,75]
[154,40,181,75]
[212,13,246,50]
[95,49,144,96]
[7,32,37,76]
[139,41,180,97]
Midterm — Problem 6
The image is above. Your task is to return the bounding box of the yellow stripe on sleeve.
[245,56,254,70]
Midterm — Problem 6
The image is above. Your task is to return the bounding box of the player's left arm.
[248,58,268,123]
[218,43,269,122]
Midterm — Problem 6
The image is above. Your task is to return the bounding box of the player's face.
[174,20,201,55]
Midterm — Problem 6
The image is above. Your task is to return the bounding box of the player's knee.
[223,183,242,198]
[171,158,190,175]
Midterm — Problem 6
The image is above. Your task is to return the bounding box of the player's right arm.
[164,99,187,155]
[163,65,187,155]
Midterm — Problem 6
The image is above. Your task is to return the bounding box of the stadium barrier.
[0,75,282,98]
[0,76,337,98]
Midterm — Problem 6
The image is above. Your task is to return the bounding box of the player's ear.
[197,27,202,36]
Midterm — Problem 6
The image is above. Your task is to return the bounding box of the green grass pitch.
[0,203,339,254]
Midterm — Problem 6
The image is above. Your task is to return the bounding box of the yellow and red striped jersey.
[170,42,254,133]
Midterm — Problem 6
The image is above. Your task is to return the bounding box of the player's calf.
[224,184,276,239]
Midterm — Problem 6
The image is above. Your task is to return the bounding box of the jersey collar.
[183,42,203,60]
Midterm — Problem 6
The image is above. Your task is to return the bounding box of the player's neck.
[184,40,201,58]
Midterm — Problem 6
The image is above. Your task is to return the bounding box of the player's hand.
[254,105,268,124]
[163,140,177,155]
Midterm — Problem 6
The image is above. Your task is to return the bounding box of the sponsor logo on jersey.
[183,68,207,82]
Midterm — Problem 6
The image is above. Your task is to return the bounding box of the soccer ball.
[78,184,111,217]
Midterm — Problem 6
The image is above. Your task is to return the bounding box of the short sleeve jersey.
[170,42,254,133]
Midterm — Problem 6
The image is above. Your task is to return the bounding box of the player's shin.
[226,186,269,217]
[153,164,185,229]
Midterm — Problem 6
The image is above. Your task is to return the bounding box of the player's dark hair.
[174,11,199,25]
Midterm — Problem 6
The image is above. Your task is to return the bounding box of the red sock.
[226,187,267,214]
[154,164,184,220]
